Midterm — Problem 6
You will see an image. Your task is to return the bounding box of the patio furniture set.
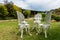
[16,11,52,38]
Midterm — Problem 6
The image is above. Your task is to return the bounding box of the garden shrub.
[52,14,60,21]
[22,10,31,18]
[41,13,46,21]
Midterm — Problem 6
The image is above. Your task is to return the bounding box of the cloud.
[14,1,29,9]
[23,0,60,11]
[0,0,4,3]
[1,0,60,11]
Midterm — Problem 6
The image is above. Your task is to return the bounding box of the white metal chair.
[33,12,52,38]
[39,11,52,38]
[17,11,31,38]
[33,13,43,35]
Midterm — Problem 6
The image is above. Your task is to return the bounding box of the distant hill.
[51,8,60,15]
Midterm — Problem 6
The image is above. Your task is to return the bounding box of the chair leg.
[21,29,23,38]
[38,24,41,33]
[44,29,47,38]
[16,25,20,34]
[36,29,40,35]
[26,27,28,32]
[28,26,32,36]
[16,29,20,34]
[36,24,41,35]
[31,23,36,31]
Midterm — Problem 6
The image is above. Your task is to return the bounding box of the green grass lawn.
[0,19,60,40]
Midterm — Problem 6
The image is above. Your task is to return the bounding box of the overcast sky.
[0,0,60,11]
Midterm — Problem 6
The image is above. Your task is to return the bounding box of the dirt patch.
[0,19,17,22]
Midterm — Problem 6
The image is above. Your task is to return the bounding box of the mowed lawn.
[0,19,60,40]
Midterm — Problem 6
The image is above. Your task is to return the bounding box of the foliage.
[51,8,60,21]
[41,13,46,18]
[5,1,17,19]
[22,10,31,18]
[0,5,8,19]
[52,8,60,15]
[52,14,60,21]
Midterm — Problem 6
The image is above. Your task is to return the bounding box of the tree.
[23,10,31,18]
[5,1,19,18]
[31,11,38,17]
[0,5,8,19]
[51,8,60,21]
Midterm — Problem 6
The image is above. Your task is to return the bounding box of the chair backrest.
[34,13,42,21]
[17,11,25,23]
[45,11,52,24]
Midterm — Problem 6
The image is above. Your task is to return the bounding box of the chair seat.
[18,21,29,28]
[39,24,43,26]
[41,24,50,29]
[34,20,41,24]
[21,21,29,25]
